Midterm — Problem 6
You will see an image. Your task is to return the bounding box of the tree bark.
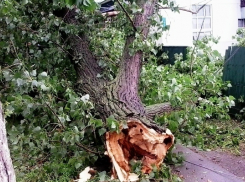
[112,0,158,116]
[63,0,173,124]
[0,102,16,182]
[62,3,176,180]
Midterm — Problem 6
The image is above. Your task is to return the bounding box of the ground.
[197,147,245,179]
[171,144,245,182]
[170,119,245,182]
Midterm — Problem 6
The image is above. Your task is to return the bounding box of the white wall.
[158,0,241,55]
[211,0,240,54]
[241,7,245,18]
[158,0,193,46]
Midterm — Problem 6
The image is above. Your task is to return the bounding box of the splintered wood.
[106,119,174,182]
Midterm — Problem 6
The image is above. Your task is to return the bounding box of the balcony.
[242,0,245,7]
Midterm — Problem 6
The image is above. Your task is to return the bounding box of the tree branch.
[75,142,103,155]
[45,102,65,130]
[158,1,210,14]
[63,8,105,87]
[145,103,172,120]
[113,0,158,116]
[116,0,137,32]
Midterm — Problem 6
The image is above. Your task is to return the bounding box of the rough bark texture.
[63,2,176,181]
[113,0,158,117]
[62,0,173,123]
[0,102,16,182]
[145,103,172,120]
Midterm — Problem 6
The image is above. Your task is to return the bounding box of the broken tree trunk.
[62,1,176,181]
[106,119,174,182]
[0,102,16,182]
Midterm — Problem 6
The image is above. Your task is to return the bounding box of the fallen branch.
[145,102,172,120]
[45,102,65,130]
[75,142,102,155]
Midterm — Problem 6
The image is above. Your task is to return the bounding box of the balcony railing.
[242,0,245,7]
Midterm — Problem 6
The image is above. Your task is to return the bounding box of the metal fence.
[223,46,245,111]
[157,46,188,65]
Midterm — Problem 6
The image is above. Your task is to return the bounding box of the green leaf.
[75,163,82,169]
[65,0,76,5]
[83,0,97,11]
[41,84,49,91]
[98,128,106,136]
[22,0,28,5]
[99,171,106,181]
[0,41,6,47]
[40,72,48,77]
[168,120,178,132]
[75,134,80,142]
[54,19,59,26]
[33,126,41,132]
[90,118,103,127]
[106,115,119,132]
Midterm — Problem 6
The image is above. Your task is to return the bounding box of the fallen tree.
[62,0,175,180]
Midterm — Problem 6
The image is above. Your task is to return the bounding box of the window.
[241,0,245,7]
[238,19,245,27]
[192,5,212,40]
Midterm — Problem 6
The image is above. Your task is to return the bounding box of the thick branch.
[114,0,157,116]
[63,9,104,88]
[145,103,172,120]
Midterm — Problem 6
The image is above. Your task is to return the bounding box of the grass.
[16,161,77,182]
[201,119,245,154]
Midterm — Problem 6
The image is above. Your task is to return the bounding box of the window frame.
[238,19,245,28]
[241,0,245,7]
[192,4,212,40]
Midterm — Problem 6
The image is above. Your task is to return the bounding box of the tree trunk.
[62,2,176,181]
[0,102,16,182]
[63,0,172,123]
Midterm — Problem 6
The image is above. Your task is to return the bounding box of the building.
[158,0,244,55]
[97,0,244,55]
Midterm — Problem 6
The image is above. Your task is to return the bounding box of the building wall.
[242,7,245,18]
[157,0,193,46]
[158,0,241,55]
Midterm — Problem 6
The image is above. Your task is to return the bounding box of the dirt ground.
[190,147,245,180]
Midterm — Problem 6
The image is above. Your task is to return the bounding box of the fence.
[157,46,188,65]
[223,46,245,111]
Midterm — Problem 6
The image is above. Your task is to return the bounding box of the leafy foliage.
[0,0,240,181]
[233,28,245,46]
[140,37,235,149]
[0,0,107,181]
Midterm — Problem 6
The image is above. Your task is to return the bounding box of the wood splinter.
[106,119,174,182]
